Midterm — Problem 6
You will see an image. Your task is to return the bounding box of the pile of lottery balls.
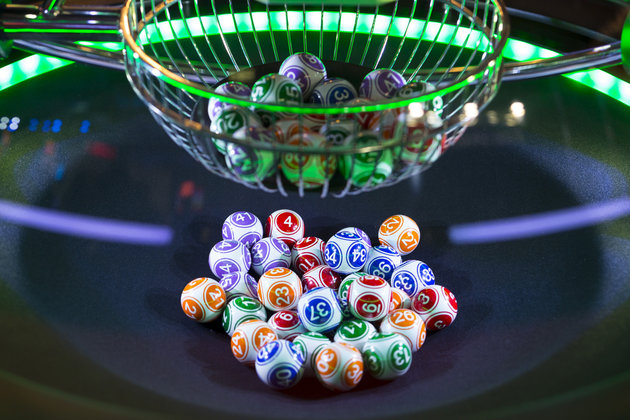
[180,209,458,392]
[208,52,444,188]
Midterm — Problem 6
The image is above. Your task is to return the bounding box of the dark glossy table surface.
[1,55,630,420]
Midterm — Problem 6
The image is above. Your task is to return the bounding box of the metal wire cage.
[121,0,509,197]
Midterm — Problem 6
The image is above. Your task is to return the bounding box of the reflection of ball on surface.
[378,214,420,256]
[208,240,252,278]
[265,209,305,248]
[180,277,226,323]
[359,68,406,101]
[222,296,267,336]
[279,52,327,99]
[226,127,280,183]
[379,308,427,352]
[231,319,277,365]
[324,230,369,275]
[251,237,292,276]
[219,271,259,301]
[293,332,330,376]
[315,342,364,391]
[251,73,303,125]
[364,245,402,281]
[391,259,435,297]
[291,236,326,276]
[334,319,377,350]
[281,132,336,189]
[255,339,305,390]
[210,105,262,154]
[297,287,343,333]
[302,265,342,291]
[347,274,391,322]
[338,131,394,188]
[411,285,458,331]
[257,267,303,312]
[222,211,263,248]
[362,333,412,380]
[208,81,252,121]
[268,310,307,340]
[311,77,357,105]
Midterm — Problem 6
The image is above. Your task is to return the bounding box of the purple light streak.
[449,197,630,245]
[0,199,173,246]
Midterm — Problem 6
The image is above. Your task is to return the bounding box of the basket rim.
[120,0,511,114]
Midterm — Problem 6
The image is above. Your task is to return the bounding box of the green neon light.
[3,28,119,34]
[0,55,72,91]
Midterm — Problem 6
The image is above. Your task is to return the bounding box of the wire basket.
[121,0,509,197]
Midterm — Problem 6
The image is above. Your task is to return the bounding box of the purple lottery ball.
[251,237,291,276]
[279,52,327,98]
[219,271,259,300]
[209,240,251,278]
[208,81,252,121]
[222,211,263,248]
[359,68,406,101]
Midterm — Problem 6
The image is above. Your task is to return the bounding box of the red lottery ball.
[302,265,342,292]
[265,209,305,248]
[268,310,307,341]
[411,285,458,331]
[347,274,391,322]
[291,236,326,275]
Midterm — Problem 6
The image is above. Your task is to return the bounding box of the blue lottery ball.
[324,231,369,275]
[390,260,436,297]
[251,237,292,276]
[311,77,357,105]
[297,287,343,333]
[364,245,402,281]
[255,339,305,390]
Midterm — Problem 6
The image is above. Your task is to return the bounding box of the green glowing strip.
[3,28,119,34]
[0,55,72,91]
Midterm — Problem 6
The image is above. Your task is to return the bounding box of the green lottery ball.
[319,118,360,145]
[226,126,279,182]
[251,73,303,125]
[395,81,444,116]
[281,132,336,189]
[338,131,393,187]
[222,296,267,336]
[362,332,412,380]
[292,332,331,375]
[337,272,367,320]
[333,319,377,351]
[210,105,262,154]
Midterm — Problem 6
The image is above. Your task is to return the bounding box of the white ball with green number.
[338,131,393,187]
[334,319,377,351]
[251,73,303,125]
[210,105,262,155]
[362,332,412,380]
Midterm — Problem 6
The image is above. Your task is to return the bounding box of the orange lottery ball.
[378,214,420,256]
[180,277,226,323]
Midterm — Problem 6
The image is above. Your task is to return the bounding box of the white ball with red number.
[180,277,226,323]
[379,309,427,352]
[302,265,342,292]
[378,214,420,256]
[412,285,458,331]
[268,310,307,340]
[345,97,380,130]
[230,319,278,365]
[291,236,326,275]
[347,274,391,322]
[257,267,303,312]
[389,287,411,313]
[265,209,305,248]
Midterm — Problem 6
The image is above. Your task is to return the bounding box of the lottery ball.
[324,230,369,275]
[389,287,411,313]
[378,214,420,256]
[337,272,366,320]
[257,267,303,312]
[279,52,327,99]
[411,285,458,331]
[338,131,394,188]
[251,237,292,276]
[281,132,336,189]
[210,105,262,154]
[291,236,326,276]
[379,308,427,352]
[396,80,444,116]
[231,319,278,365]
[311,77,357,106]
[337,227,371,248]
[297,287,343,333]
[347,274,391,322]
[251,73,303,125]
[222,296,267,336]
[293,332,331,376]
[334,319,377,351]
[345,98,380,130]
[221,211,263,248]
[255,339,305,390]
[319,118,360,145]
[364,245,402,281]
[362,333,412,380]
[359,68,406,101]
[302,265,342,291]
[180,277,226,323]
[265,209,305,248]
[208,81,252,121]
[315,342,364,391]
[219,271,258,301]
[273,119,314,143]
[208,240,252,278]
[226,126,280,183]
[391,259,435,297]
[268,310,307,340]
